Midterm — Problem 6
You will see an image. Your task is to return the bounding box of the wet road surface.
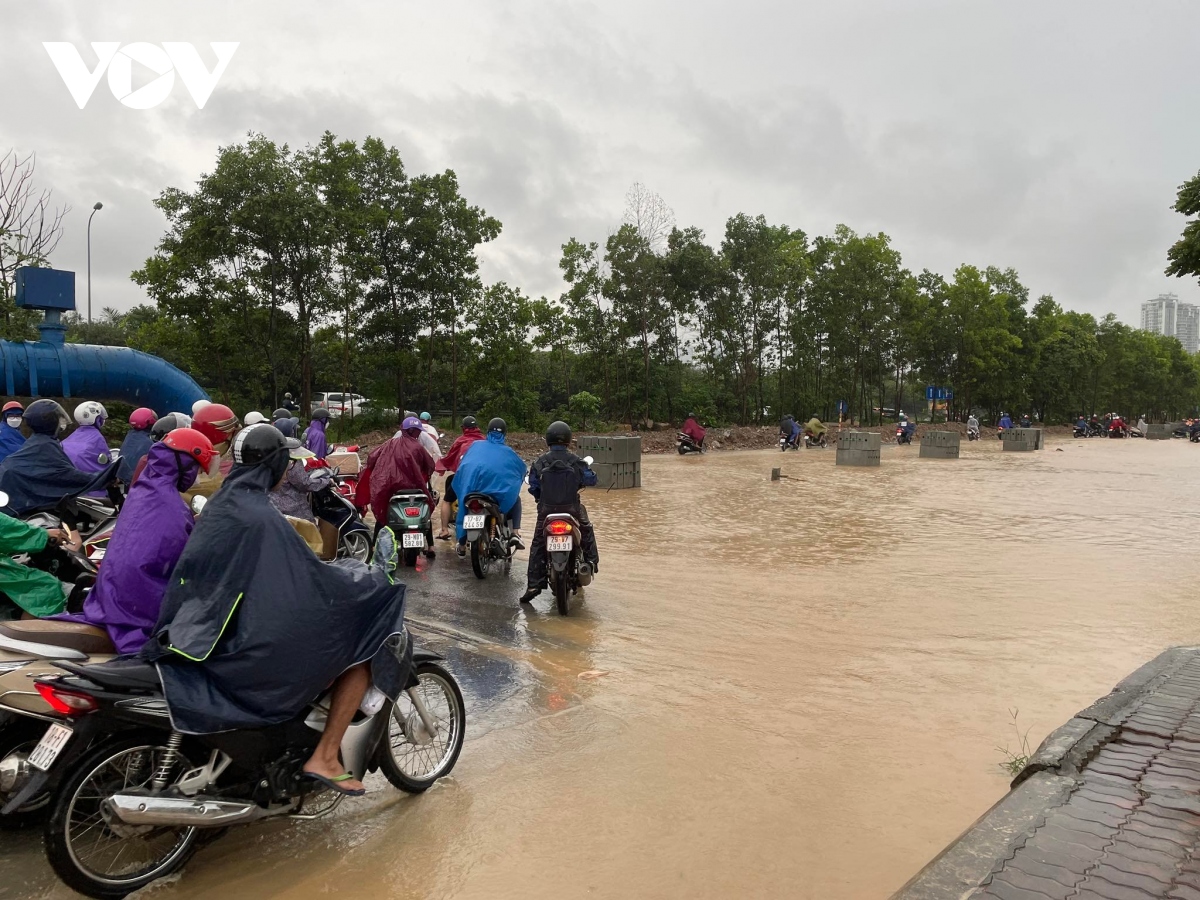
[3,436,1200,899]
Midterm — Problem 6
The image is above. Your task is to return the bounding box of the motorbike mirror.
[190,496,208,516]
[0,491,8,508]
[583,456,594,466]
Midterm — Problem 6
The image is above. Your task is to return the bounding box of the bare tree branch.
[622,181,675,254]
[0,150,70,302]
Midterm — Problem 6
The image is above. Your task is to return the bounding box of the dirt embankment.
[343,422,1073,459]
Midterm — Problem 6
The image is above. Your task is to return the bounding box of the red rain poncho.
[364,433,435,525]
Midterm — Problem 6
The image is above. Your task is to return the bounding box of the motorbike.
[779,433,800,452]
[312,483,372,562]
[895,425,913,445]
[803,432,827,449]
[1108,422,1128,438]
[676,432,705,455]
[967,427,980,442]
[542,512,594,616]
[11,634,466,899]
[1073,424,1090,438]
[387,490,437,567]
[462,493,517,580]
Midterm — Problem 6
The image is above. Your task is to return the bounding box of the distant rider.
[283,392,300,413]
[1020,413,1033,428]
[1076,414,1088,434]
[681,412,706,449]
[0,400,117,516]
[780,415,801,448]
[998,412,1014,431]
[967,414,980,437]
[304,408,330,460]
[419,413,443,462]
[452,418,526,558]
[56,428,218,652]
[117,408,157,485]
[270,445,333,526]
[62,401,112,498]
[433,416,485,541]
[519,421,599,604]
[804,416,827,442]
[0,401,25,463]
[363,417,436,538]
[186,403,242,501]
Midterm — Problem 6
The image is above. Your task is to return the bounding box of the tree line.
[9,136,1200,430]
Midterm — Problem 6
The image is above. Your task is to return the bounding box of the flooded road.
[5,436,1200,899]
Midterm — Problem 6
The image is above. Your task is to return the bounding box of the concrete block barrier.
[919,430,961,459]
[1000,427,1042,451]
[1146,423,1172,440]
[836,430,881,467]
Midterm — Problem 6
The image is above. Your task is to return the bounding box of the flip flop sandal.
[302,771,366,797]
[435,532,453,541]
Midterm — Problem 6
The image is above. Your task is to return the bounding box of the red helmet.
[162,427,220,477]
[129,407,157,430]
[2,401,22,414]
[192,403,240,447]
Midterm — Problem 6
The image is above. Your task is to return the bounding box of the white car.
[311,392,366,418]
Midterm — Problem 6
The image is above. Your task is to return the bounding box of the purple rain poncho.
[62,423,112,498]
[62,443,199,655]
[303,417,328,459]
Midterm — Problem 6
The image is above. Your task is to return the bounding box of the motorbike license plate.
[401,532,426,549]
[28,723,72,771]
[547,536,573,552]
[463,515,486,529]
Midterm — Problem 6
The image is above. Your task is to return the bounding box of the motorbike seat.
[61,657,160,690]
[0,620,115,655]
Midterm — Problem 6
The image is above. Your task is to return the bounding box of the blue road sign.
[836,400,848,413]
[925,386,935,401]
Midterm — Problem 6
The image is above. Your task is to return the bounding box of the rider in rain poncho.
[62,401,112,498]
[452,418,527,546]
[117,408,157,485]
[0,401,26,464]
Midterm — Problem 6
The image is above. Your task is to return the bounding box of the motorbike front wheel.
[470,536,491,579]
[45,734,198,899]
[378,661,466,793]
[339,530,373,563]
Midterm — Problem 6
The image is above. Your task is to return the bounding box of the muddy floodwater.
[4,436,1200,899]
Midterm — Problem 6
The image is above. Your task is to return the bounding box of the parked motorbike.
[387,490,437,567]
[803,432,827,449]
[462,493,517,579]
[312,484,372,562]
[676,432,705,455]
[542,513,594,616]
[895,426,913,445]
[14,634,465,899]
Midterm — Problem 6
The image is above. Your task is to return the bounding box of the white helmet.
[192,399,212,416]
[244,411,268,426]
[74,401,108,428]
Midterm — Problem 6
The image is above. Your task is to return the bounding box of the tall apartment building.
[1141,293,1200,353]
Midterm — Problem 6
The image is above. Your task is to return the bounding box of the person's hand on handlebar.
[46,527,83,553]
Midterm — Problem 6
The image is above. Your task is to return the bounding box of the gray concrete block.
[1000,427,1042,451]
[920,431,961,459]
[1146,424,1171,440]
[836,431,881,467]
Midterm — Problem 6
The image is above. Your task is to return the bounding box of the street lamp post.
[87,202,103,325]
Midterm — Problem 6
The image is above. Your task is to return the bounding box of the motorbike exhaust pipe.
[107,793,271,827]
[577,562,593,586]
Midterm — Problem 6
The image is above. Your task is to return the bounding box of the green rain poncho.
[806,417,827,436]
[0,514,66,618]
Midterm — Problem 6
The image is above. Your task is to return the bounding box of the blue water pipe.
[3,266,208,414]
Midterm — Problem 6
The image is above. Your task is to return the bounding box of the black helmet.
[23,399,70,437]
[488,417,507,434]
[231,423,296,483]
[546,421,572,446]
[312,408,330,422]
[151,413,180,442]
[272,408,290,420]
[462,415,477,430]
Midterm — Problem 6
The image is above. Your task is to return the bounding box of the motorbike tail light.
[404,507,421,517]
[467,499,483,512]
[35,682,99,716]
[547,520,573,535]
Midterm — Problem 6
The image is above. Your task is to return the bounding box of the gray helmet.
[312,408,330,422]
[546,421,572,446]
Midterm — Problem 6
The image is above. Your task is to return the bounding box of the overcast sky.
[4,0,1199,325]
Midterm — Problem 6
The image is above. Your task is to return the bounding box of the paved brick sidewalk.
[895,647,1200,900]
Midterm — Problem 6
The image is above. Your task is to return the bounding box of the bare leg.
[303,663,370,792]
[437,500,452,537]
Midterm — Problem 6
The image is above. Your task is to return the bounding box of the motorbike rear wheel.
[45,734,198,899]
[378,662,466,793]
[550,568,570,616]
[470,535,491,579]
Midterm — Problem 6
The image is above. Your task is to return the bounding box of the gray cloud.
[1,0,1198,323]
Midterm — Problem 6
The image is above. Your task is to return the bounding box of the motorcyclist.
[681,412,706,449]
[998,411,1014,431]
[397,414,441,462]
[804,416,827,442]
[0,504,79,618]
[270,444,332,525]
[779,415,801,448]
[244,411,268,426]
[0,401,25,463]
[967,414,980,436]
[519,421,599,604]
[187,403,241,500]
[452,418,526,558]
[55,428,218,652]
[1075,414,1088,434]
[144,423,409,796]
[364,416,436,537]
[117,407,157,484]
[418,413,443,456]
[129,413,189,484]
[1110,413,1127,436]
[62,401,112,497]
[1020,413,1033,428]
[433,416,485,541]
[304,408,330,460]
[0,400,117,516]
[1089,413,1100,433]
[272,408,300,438]
[283,392,300,413]
[1136,415,1149,436]
[897,412,915,440]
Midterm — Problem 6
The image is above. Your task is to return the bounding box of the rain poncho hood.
[365,433,435,526]
[144,461,410,734]
[59,443,199,655]
[0,419,25,464]
[453,431,527,539]
[437,426,484,474]
[116,428,154,484]
[0,433,117,515]
[304,417,328,459]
